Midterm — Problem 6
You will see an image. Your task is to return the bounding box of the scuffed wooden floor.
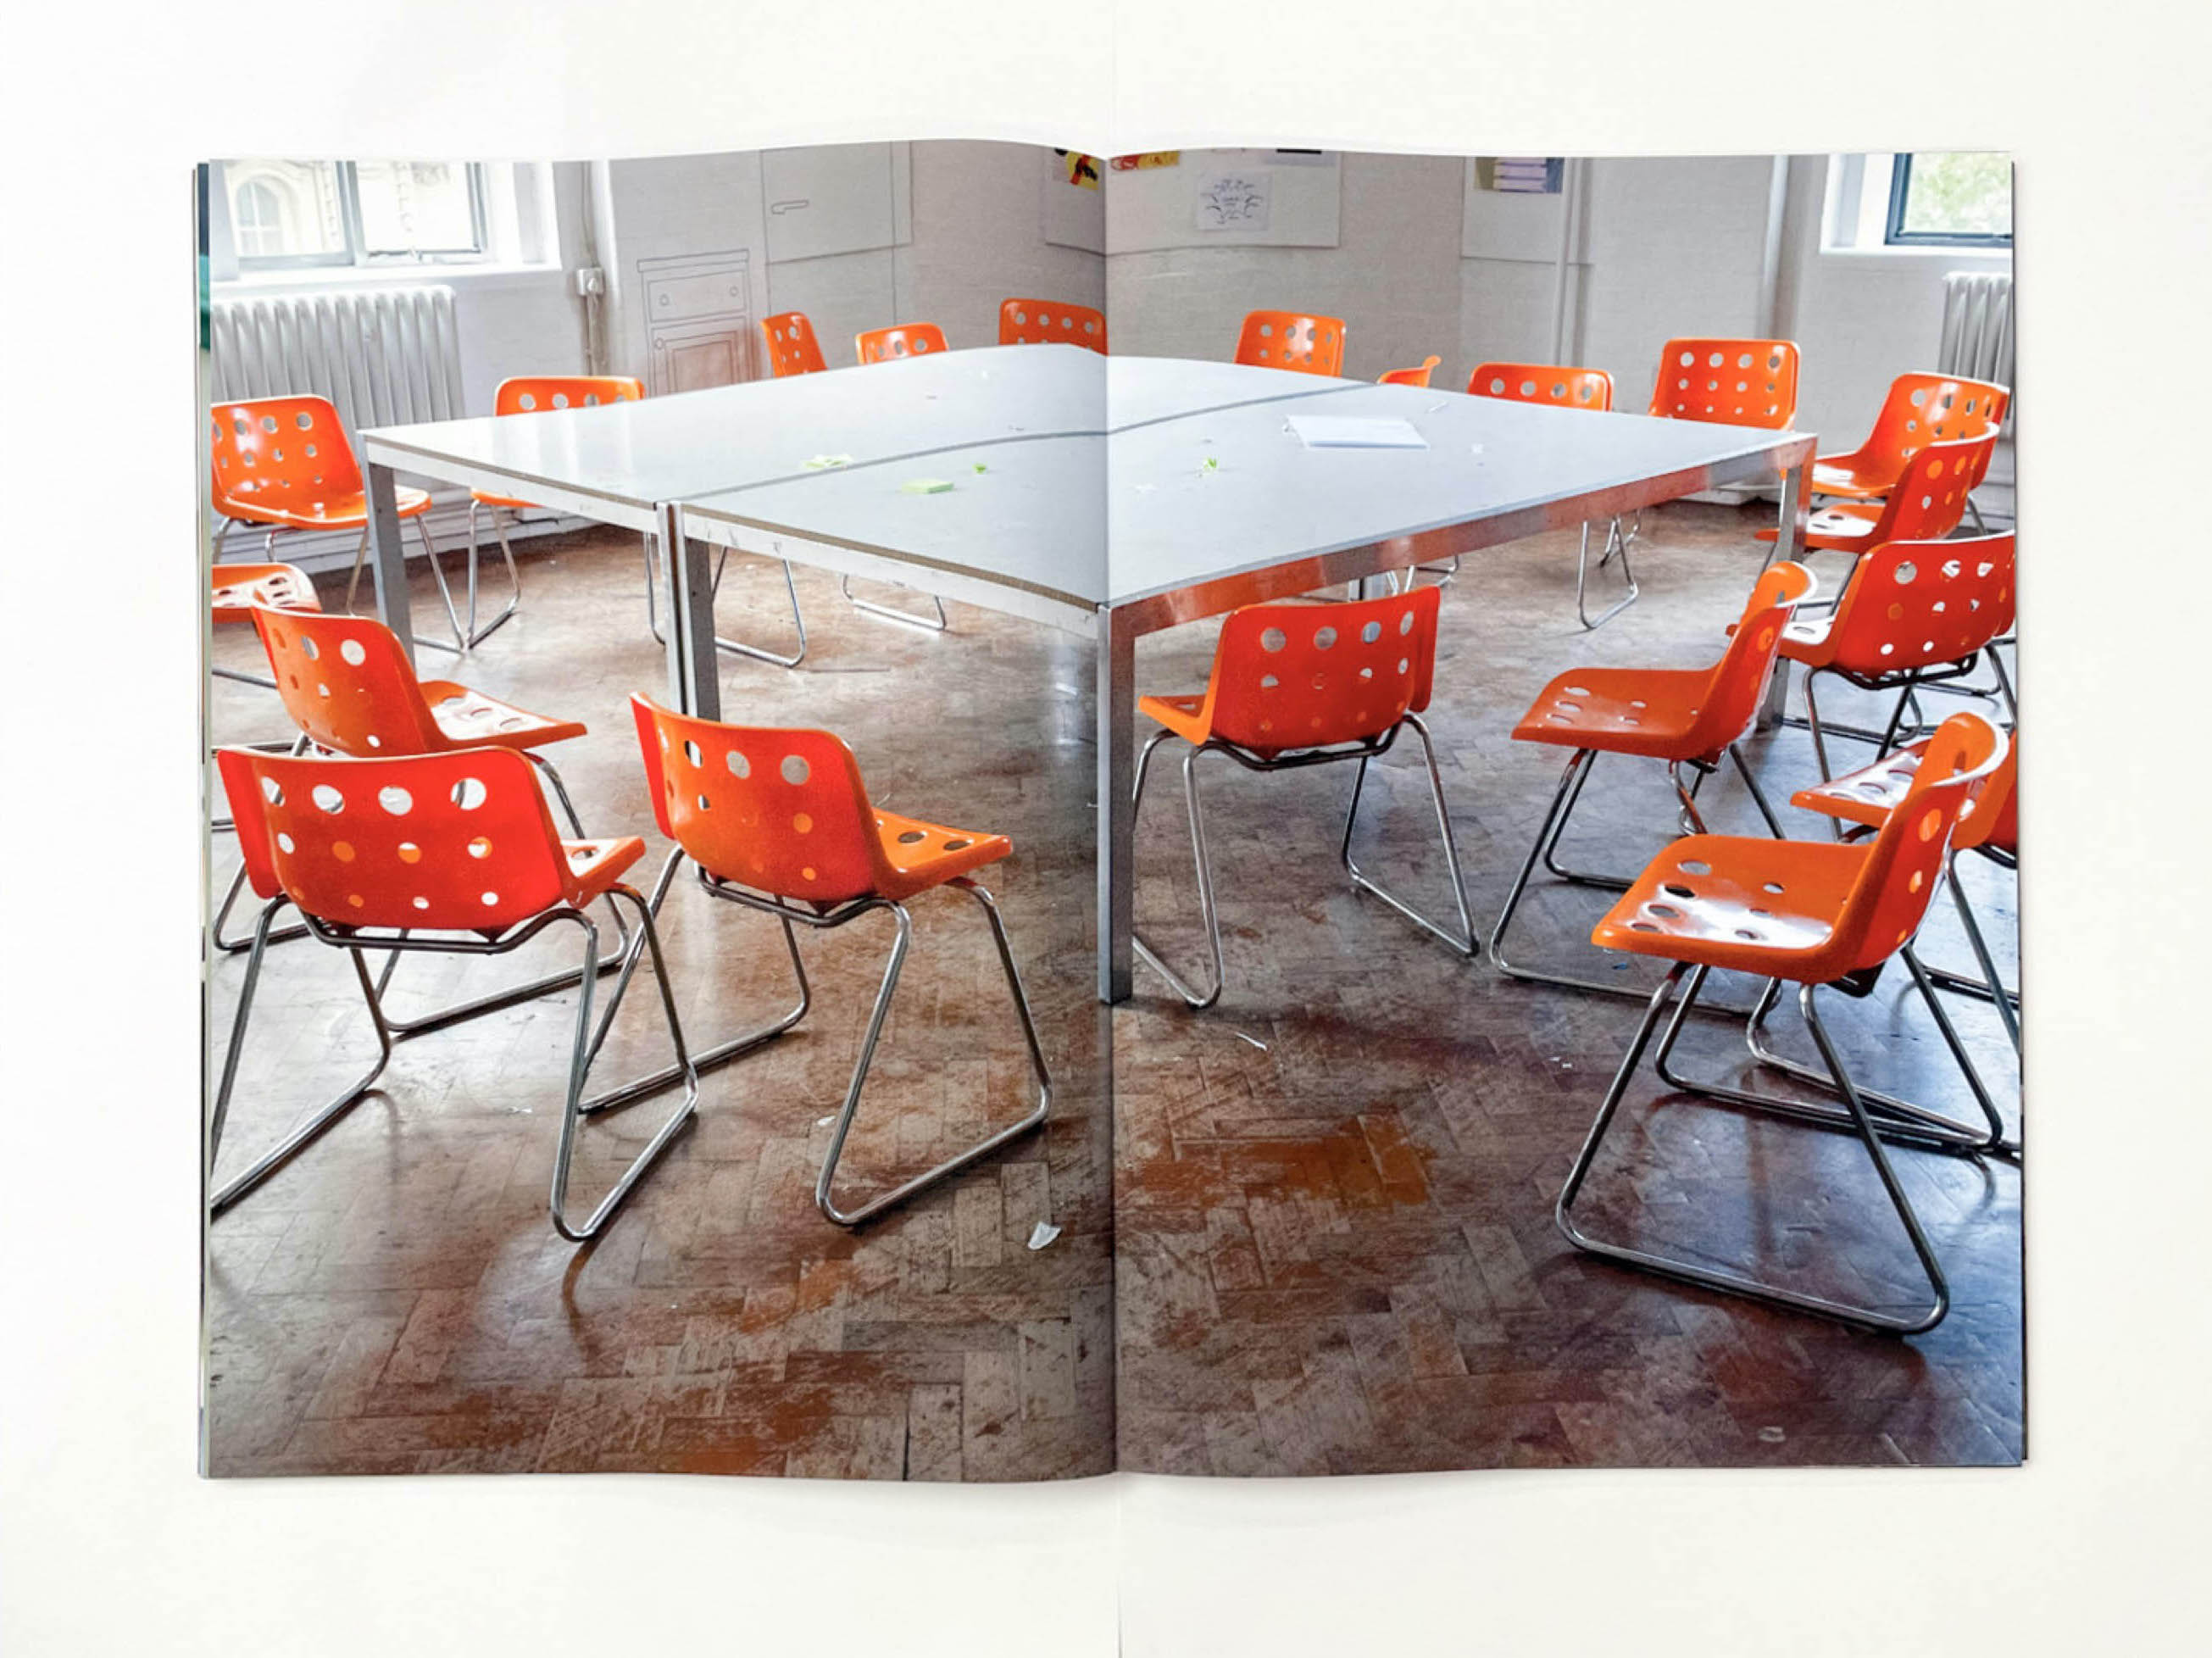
[206,532,1113,1479]
[1112,503,2023,1473]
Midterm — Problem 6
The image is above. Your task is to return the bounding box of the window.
[224,159,490,270]
[1886,153,2012,248]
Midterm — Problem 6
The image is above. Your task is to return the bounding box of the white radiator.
[209,284,467,435]
[1937,271,2015,393]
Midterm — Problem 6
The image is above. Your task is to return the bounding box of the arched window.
[232,178,285,258]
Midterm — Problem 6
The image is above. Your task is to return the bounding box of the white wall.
[1105,150,1464,381]
[1773,153,2013,457]
[765,141,1107,366]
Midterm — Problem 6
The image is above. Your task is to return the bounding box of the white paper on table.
[1285,415,1429,450]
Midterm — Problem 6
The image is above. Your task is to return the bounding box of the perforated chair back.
[1195,587,1441,754]
[1234,311,1347,377]
[1377,356,1442,387]
[210,395,364,524]
[493,376,643,414]
[1842,372,2009,485]
[631,696,890,906]
[1831,715,2009,976]
[761,312,828,377]
[1648,338,1800,428]
[856,323,950,364]
[999,298,1108,353]
[1689,561,1819,755]
[248,606,444,757]
[1816,534,2015,680]
[219,745,578,934]
[1857,432,1999,544]
[1467,362,1615,411]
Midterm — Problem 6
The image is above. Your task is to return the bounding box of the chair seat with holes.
[420,682,589,750]
[872,811,1013,900]
[1791,735,2016,857]
[1753,501,1882,551]
[212,564,320,620]
[1509,665,1715,759]
[1593,834,1863,977]
[228,482,434,532]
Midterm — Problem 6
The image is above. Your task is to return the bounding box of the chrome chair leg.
[1575,517,1640,631]
[209,899,395,1214]
[1722,946,2011,1155]
[815,879,1052,1227]
[576,847,812,1116]
[549,887,701,1242]
[1489,747,1766,1005]
[1927,854,2021,1053]
[647,538,810,668]
[841,572,949,633]
[1339,711,1476,954]
[342,518,465,654]
[1556,963,1951,1334]
[1131,730,1225,1010]
[456,499,523,648]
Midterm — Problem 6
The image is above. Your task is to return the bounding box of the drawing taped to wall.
[1195,170,1270,231]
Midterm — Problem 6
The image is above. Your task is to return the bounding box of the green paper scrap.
[971,462,989,473]
[1201,455,1220,473]
[901,477,955,495]
[803,453,853,469]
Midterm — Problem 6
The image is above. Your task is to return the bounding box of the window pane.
[1899,152,2012,239]
[355,161,481,256]
[226,160,347,259]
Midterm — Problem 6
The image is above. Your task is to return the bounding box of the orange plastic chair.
[1756,430,1997,566]
[211,562,318,689]
[1647,338,1801,428]
[1466,361,1629,624]
[211,744,697,1238]
[458,376,646,647]
[1555,712,2009,1334]
[999,298,1108,353]
[1233,310,1347,377]
[229,604,614,1009]
[1131,587,1473,1010]
[209,395,464,655]
[628,696,1050,1226]
[1814,372,2009,503]
[1793,732,2020,1056]
[1488,563,1817,999]
[1377,355,1442,388]
[1776,532,2015,776]
[761,311,829,377]
[855,323,950,364]
[1468,362,1615,411]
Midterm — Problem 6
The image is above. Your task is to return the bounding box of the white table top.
[362,344,1107,512]
[366,348,1810,628]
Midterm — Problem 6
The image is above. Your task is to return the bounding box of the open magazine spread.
[201,142,2021,1480]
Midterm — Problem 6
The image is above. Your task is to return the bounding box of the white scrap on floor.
[1026,1221,1061,1252]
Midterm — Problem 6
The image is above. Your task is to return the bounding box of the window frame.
[225,160,494,273]
[1883,153,2014,250]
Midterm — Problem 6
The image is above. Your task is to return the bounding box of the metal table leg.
[1757,455,1811,732]
[659,502,722,721]
[364,461,414,670]
[1097,605,1135,1003]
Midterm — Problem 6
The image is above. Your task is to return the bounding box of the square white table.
[358,346,1814,1003]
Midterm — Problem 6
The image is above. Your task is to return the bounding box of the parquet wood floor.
[206,537,1114,1479]
[207,500,2022,1481]
[1112,504,2023,1473]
